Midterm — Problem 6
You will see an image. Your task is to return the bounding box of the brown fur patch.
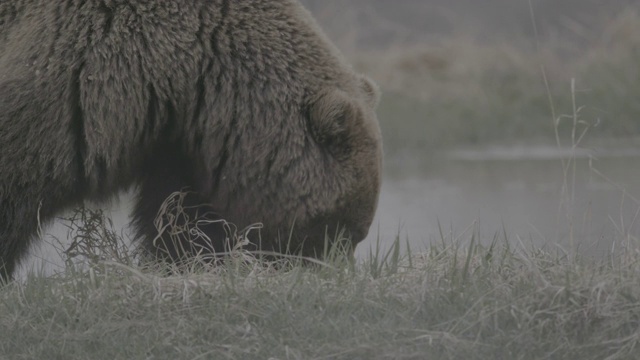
[0,0,382,280]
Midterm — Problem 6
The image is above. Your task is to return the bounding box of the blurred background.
[299,0,640,257]
[302,0,640,148]
[21,0,640,276]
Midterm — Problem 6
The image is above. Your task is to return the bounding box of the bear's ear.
[308,89,359,155]
[359,75,381,108]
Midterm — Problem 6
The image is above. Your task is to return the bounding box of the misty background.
[301,0,640,256]
[303,0,637,48]
[20,1,640,276]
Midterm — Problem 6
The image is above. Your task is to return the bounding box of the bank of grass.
[361,8,640,154]
[1,210,640,359]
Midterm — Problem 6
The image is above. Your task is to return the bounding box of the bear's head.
[206,72,382,260]
[248,74,383,258]
[301,76,383,250]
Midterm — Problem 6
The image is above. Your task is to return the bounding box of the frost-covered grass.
[2,210,640,360]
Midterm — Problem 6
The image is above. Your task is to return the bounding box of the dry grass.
[2,210,640,359]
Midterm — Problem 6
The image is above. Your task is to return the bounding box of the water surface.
[357,145,640,257]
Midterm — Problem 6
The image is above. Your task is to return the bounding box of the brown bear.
[0,0,382,280]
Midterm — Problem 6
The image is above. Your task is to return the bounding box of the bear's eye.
[308,89,359,158]
[312,107,349,144]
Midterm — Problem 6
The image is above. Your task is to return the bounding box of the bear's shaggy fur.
[0,0,382,280]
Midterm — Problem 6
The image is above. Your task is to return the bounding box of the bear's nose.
[345,224,367,244]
